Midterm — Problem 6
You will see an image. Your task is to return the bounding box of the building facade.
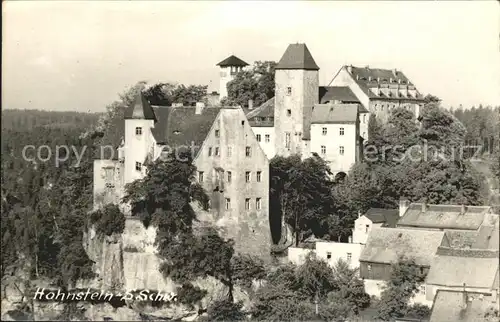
[216,55,249,101]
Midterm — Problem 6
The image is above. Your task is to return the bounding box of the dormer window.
[215,130,220,138]
[135,127,142,135]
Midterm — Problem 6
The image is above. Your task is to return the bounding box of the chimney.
[393,68,398,76]
[461,204,466,214]
[347,65,353,73]
[422,198,428,212]
[248,99,253,110]
[377,77,380,82]
[399,198,410,217]
[368,76,372,81]
[195,102,205,114]
[356,75,359,80]
[358,210,362,219]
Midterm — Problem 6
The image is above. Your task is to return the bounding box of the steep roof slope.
[276,43,319,70]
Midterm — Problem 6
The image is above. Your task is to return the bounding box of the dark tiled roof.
[318,86,360,104]
[216,55,249,67]
[345,65,425,101]
[276,43,319,70]
[426,249,499,288]
[364,208,400,228]
[151,106,221,155]
[124,93,157,121]
[311,104,359,124]
[359,228,444,266]
[244,98,275,127]
[397,203,490,230]
[430,290,498,322]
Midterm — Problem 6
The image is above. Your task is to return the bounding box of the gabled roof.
[397,203,490,230]
[442,230,480,249]
[276,43,319,70]
[244,98,275,127]
[124,93,157,121]
[473,225,499,250]
[426,247,499,288]
[359,227,444,266]
[430,290,498,322]
[311,104,359,124]
[151,107,221,155]
[364,208,400,228]
[318,86,360,104]
[216,55,249,67]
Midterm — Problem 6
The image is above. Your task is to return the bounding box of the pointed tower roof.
[124,92,157,121]
[216,55,249,67]
[276,43,319,70]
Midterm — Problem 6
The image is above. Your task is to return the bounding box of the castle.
[93,43,425,258]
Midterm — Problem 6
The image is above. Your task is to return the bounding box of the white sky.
[2,1,500,112]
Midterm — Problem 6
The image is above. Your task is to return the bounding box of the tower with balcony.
[216,55,249,100]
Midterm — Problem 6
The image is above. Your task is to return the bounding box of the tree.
[375,257,427,321]
[202,299,246,321]
[89,204,126,237]
[270,155,336,246]
[222,61,277,107]
[423,94,441,104]
[331,259,370,315]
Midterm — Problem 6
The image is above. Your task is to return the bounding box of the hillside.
[1,109,101,131]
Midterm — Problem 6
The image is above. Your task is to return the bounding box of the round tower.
[216,55,249,100]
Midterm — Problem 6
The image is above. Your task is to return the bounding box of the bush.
[175,283,207,309]
[90,204,126,236]
[231,254,266,289]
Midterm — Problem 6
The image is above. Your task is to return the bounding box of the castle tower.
[216,55,249,100]
[123,92,157,186]
[274,43,319,157]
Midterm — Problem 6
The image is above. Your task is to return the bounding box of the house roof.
[397,203,490,230]
[311,104,359,124]
[244,98,275,127]
[426,247,499,288]
[429,290,498,322]
[359,228,444,266]
[151,106,221,154]
[345,65,424,101]
[216,55,249,67]
[276,43,320,70]
[473,224,500,250]
[442,230,480,249]
[364,208,400,228]
[124,92,157,121]
[318,86,360,104]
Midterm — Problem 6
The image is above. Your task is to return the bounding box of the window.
[347,253,352,262]
[245,198,250,210]
[340,146,344,155]
[287,109,292,116]
[227,171,232,183]
[241,120,245,126]
[367,264,372,271]
[245,171,251,182]
[245,146,251,157]
[340,127,345,136]
[227,146,232,157]
[365,224,370,233]
[135,127,142,135]
[326,252,332,259]
[256,198,261,210]
[381,105,384,111]
[225,198,231,210]
[363,114,366,123]
[257,171,262,182]
[208,147,212,156]
[322,127,327,135]
[362,132,366,137]
[286,87,292,95]
[256,134,261,142]
[215,130,220,138]
[419,285,426,295]
[265,134,270,142]
[285,133,291,148]
[321,145,326,155]
[135,162,142,171]
[198,171,204,182]
[215,147,220,156]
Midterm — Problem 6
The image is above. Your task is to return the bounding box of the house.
[288,240,364,270]
[397,200,494,231]
[425,247,499,302]
[359,227,445,305]
[352,208,399,244]
[329,64,425,140]
[429,290,500,322]
[93,94,272,260]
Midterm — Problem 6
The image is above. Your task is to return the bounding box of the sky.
[3,1,500,112]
